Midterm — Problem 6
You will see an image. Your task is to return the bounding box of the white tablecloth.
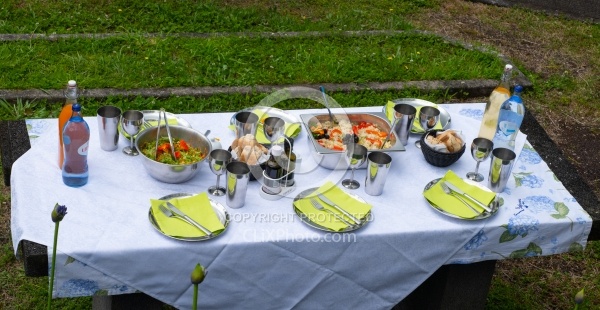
[11,104,592,309]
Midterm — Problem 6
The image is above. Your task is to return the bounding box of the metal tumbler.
[234,111,259,139]
[364,151,393,196]
[96,106,122,151]
[226,161,251,208]
[392,103,417,146]
[488,148,516,193]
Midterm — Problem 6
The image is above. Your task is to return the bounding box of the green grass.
[0,33,502,90]
[0,0,428,34]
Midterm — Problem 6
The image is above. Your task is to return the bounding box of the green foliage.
[0,33,502,90]
[0,0,427,34]
[0,98,47,120]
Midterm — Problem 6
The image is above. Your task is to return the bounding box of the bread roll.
[229,134,268,164]
[426,130,463,153]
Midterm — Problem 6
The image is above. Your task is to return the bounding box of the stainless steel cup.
[234,111,259,139]
[488,148,517,193]
[226,161,251,208]
[96,106,122,151]
[392,103,417,146]
[364,151,392,196]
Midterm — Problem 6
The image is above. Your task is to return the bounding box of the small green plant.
[48,203,68,310]
[190,263,206,310]
[0,98,37,120]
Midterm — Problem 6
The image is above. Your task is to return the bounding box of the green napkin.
[150,193,225,238]
[385,100,442,133]
[293,181,372,231]
[423,170,496,219]
[121,118,179,139]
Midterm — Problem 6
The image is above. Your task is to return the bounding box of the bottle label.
[498,121,517,137]
[78,141,89,156]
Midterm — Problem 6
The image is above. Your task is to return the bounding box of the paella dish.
[310,119,392,151]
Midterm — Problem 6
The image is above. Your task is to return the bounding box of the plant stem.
[193,283,198,310]
[47,222,59,310]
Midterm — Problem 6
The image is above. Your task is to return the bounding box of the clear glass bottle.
[58,80,78,168]
[62,103,90,187]
[493,85,524,150]
[477,64,513,140]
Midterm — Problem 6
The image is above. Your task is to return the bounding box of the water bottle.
[477,64,513,140]
[493,85,525,150]
[62,103,90,187]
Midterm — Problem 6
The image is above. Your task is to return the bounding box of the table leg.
[394,260,497,310]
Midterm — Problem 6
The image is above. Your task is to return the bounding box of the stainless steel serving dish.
[300,112,405,170]
[135,125,212,183]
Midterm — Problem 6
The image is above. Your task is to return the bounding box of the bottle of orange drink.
[58,80,78,168]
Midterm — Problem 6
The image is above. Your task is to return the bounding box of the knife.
[165,201,213,237]
[443,181,492,213]
[316,193,362,225]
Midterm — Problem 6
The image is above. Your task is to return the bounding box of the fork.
[439,182,481,216]
[158,204,213,236]
[309,198,354,227]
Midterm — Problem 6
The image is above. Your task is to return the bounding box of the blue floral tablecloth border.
[444,105,592,264]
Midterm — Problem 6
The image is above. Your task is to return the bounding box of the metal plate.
[423,178,500,220]
[293,187,372,233]
[229,106,302,140]
[384,98,452,133]
[148,193,230,241]
[119,110,192,139]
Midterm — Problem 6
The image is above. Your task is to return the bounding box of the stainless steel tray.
[300,112,405,170]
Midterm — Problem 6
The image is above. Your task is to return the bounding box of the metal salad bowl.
[135,125,212,183]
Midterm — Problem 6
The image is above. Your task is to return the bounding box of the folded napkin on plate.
[423,170,496,219]
[293,181,372,231]
[385,100,442,133]
[150,193,225,238]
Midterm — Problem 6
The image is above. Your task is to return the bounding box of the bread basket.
[419,130,465,167]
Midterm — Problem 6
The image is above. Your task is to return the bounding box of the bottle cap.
[271,145,283,156]
[514,85,523,93]
[505,64,513,70]
[68,80,77,86]
[72,103,81,112]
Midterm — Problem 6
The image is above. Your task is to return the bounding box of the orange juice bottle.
[58,80,78,168]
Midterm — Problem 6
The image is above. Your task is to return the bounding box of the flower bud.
[575,288,584,304]
[191,263,206,285]
[51,203,68,223]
